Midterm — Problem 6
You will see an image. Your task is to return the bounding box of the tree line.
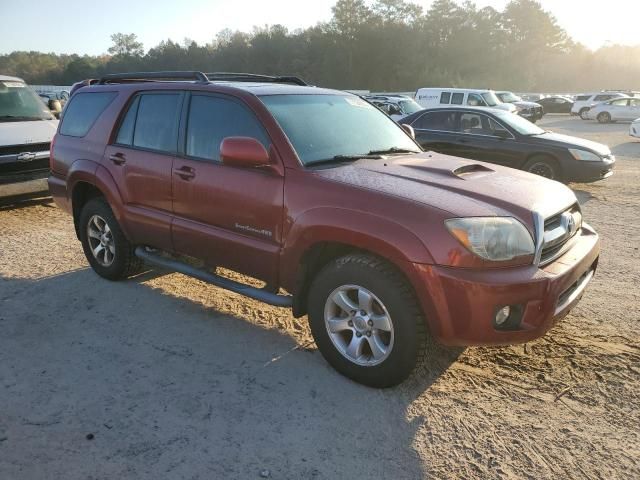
[1,0,638,93]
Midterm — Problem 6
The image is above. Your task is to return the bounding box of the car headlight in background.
[445,217,535,261]
[569,148,603,162]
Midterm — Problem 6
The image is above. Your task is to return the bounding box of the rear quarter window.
[60,92,117,137]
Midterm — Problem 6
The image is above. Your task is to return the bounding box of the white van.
[0,75,58,187]
[415,88,517,113]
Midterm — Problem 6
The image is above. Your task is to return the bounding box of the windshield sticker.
[1,81,25,88]
[345,97,374,108]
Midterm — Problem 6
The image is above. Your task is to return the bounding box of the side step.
[134,247,293,308]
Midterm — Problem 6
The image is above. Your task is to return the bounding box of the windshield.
[260,94,420,165]
[399,99,422,115]
[482,92,500,107]
[0,80,55,121]
[494,110,545,135]
[497,92,522,103]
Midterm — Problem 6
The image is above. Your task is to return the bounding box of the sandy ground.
[1,116,639,479]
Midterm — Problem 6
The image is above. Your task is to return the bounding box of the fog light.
[495,306,511,326]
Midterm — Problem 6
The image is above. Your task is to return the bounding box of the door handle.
[109,153,126,165]
[173,166,195,180]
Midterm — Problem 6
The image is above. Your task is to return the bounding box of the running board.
[134,247,293,308]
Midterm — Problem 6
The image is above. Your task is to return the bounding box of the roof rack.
[205,72,308,86]
[98,71,209,84]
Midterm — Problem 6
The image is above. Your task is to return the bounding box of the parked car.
[584,97,640,123]
[571,92,627,119]
[630,118,640,139]
[0,75,58,186]
[363,94,423,121]
[50,71,600,387]
[403,106,615,183]
[495,91,544,122]
[537,96,574,114]
[519,93,547,102]
[415,87,517,113]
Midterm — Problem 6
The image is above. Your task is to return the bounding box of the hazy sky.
[1,0,638,55]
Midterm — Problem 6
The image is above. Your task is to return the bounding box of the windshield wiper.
[308,154,384,166]
[367,147,420,155]
[0,115,47,121]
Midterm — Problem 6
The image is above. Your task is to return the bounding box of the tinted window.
[631,99,640,107]
[451,93,464,105]
[576,95,591,101]
[440,92,451,104]
[133,94,181,153]
[186,95,270,161]
[60,92,117,137]
[594,94,614,101]
[115,96,140,145]
[412,111,457,131]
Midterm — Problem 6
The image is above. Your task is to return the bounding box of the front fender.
[279,206,434,291]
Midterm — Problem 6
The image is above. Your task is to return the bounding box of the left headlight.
[569,148,602,162]
[445,217,535,261]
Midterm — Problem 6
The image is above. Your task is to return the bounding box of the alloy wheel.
[86,214,115,267]
[323,284,394,366]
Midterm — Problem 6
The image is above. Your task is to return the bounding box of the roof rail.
[98,71,209,84]
[205,72,308,86]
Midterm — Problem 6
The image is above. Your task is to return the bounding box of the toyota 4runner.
[49,71,600,387]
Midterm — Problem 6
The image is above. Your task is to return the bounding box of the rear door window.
[60,92,117,137]
[132,93,181,153]
[412,111,457,132]
[185,94,270,162]
[440,92,451,104]
[451,93,464,105]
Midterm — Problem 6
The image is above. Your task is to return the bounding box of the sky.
[1,0,639,55]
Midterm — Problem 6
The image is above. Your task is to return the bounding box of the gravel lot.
[1,116,639,479]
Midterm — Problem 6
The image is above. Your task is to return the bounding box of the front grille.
[540,204,582,266]
[0,142,50,156]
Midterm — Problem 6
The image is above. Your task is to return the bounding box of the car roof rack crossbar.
[205,72,308,86]
[98,71,209,84]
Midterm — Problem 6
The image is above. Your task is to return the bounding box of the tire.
[523,155,562,182]
[597,112,611,124]
[580,108,590,120]
[307,253,427,388]
[79,197,143,280]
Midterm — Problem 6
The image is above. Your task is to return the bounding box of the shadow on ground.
[0,267,459,479]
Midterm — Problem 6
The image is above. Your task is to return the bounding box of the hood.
[0,119,58,146]
[494,103,517,113]
[313,152,577,227]
[513,101,541,109]
[532,131,611,156]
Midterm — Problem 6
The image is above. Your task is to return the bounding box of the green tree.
[108,33,144,57]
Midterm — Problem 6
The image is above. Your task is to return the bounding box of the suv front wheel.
[79,197,143,280]
[308,254,426,388]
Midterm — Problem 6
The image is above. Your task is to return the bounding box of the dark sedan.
[402,107,614,182]
[537,96,574,114]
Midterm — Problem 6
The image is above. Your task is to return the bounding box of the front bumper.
[563,155,615,183]
[407,223,600,346]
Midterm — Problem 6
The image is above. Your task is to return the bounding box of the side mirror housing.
[401,124,415,139]
[220,137,270,168]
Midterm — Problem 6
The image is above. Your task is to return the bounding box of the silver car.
[585,97,640,123]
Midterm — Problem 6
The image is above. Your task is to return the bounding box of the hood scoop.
[452,163,495,179]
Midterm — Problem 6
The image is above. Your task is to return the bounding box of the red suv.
[49,72,600,387]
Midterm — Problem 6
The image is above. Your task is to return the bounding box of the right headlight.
[445,217,535,261]
[569,148,602,162]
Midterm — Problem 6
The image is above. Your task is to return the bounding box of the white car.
[630,118,640,139]
[0,75,58,186]
[364,95,423,121]
[415,88,517,113]
[572,92,627,119]
[585,97,640,123]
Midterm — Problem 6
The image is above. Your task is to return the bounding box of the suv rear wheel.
[308,253,426,388]
[79,197,143,280]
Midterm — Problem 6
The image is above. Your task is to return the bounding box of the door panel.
[170,93,284,285]
[102,146,175,250]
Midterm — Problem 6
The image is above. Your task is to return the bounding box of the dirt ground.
[1,116,639,479]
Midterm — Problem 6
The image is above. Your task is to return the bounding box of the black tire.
[597,112,611,124]
[307,253,427,388]
[579,108,590,120]
[523,155,562,182]
[79,197,143,280]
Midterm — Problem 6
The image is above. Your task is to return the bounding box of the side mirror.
[401,124,415,139]
[220,137,270,168]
